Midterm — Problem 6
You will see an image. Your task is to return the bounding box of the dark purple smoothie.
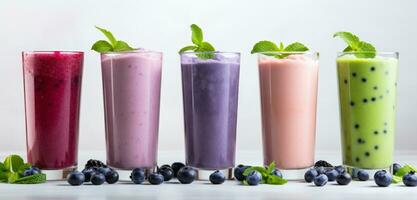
[180,52,240,170]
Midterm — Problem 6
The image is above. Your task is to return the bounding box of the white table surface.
[0,150,416,200]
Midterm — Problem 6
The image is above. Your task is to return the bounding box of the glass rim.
[22,51,84,54]
[179,51,240,55]
[101,49,162,55]
[338,51,399,56]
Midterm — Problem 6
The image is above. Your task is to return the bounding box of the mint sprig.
[333,31,376,58]
[242,162,288,185]
[392,164,417,183]
[91,26,135,53]
[251,40,309,59]
[178,24,216,60]
[0,154,46,184]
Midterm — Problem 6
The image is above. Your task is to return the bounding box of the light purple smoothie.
[101,50,162,170]
[180,52,240,170]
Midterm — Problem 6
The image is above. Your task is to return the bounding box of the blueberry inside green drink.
[334,32,398,172]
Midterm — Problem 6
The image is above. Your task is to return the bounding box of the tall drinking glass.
[22,51,84,179]
[101,50,162,178]
[337,52,398,177]
[180,52,240,179]
[257,52,319,179]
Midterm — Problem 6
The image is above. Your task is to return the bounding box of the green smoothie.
[337,54,398,169]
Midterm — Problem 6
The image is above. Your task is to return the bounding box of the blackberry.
[85,159,107,169]
[314,160,333,168]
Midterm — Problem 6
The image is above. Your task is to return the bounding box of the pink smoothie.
[259,54,318,169]
[101,50,162,170]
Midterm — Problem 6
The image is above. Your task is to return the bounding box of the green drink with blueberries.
[335,32,398,172]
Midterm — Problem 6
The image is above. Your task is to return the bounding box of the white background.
[0,0,416,155]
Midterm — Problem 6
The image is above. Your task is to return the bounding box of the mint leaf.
[179,24,216,60]
[266,175,288,185]
[113,40,135,52]
[333,32,360,49]
[13,173,46,184]
[91,40,113,53]
[395,164,417,177]
[4,155,24,173]
[17,163,31,175]
[251,41,280,54]
[0,162,5,171]
[179,45,197,53]
[191,24,203,45]
[7,172,20,183]
[95,26,117,46]
[392,175,402,184]
[92,26,136,53]
[284,42,309,52]
[333,31,376,58]
[267,162,276,174]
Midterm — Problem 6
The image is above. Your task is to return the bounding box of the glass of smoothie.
[180,52,240,179]
[22,51,84,180]
[257,52,319,179]
[101,49,162,178]
[337,52,398,176]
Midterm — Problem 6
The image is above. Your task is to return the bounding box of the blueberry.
[158,165,173,181]
[246,171,262,186]
[393,163,402,174]
[148,173,164,185]
[357,170,369,181]
[31,167,41,174]
[82,167,96,182]
[22,167,40,177]
[336,172,352,185]
[177,166,196,184]
[403,172,417,187]
[315,166,326,175]
[304,168,318,183]
[209,170,226,184]
[270,169,283,178]
[171,162,185,177]
[325,169,339,182]
[313,174,328,186]
[105,170,119,184]
[234,165,250,181]
[67,171,85,186]
[130,168,146,184]
[97,167,112,175]
[334,166,346,174]
[374,170,392,187]
[91,172,105,185]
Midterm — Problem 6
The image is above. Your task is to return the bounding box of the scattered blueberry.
[403,172,417,187]
[304,168,318,183]
[171,162,185,177]
[158,165,173,181]
[393,163,402,174]
[336,172,352,185]
[315,166,326,175]
[334,166,345,174]
[234,164,250,181]
[130,168,146,184]
[67,171,85,186]
[325,169,339,182]
[374,170,392,187]
[22,167,40,177]
[314,160,333,167]
[270,168,283,178]
[98,167,112,175]
[105,170,119,184]
[357,170,369,181]
[82,167,96,182]
[148,173,164,185]
[210,170,226,184]
[177,166,196,184]
[91,173,105,185]
[313,174,328,186]
[246,171,262,186]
